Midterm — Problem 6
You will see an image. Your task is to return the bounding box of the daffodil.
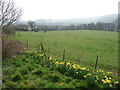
[66,62,71,65]
[49,57,52,60]
[84,75,87,78]
[60,82,64,86]
[86,69,89,71]
[87,73,91,76]
[109,84,112,87]
[95,80,97,82]
[102,79,106,84]
[81,67,86,70]
[39,54,44,56]
[77,66,81,69]
[107,72,112,74]
[96,78,99,80]
[95,76,98,78]
[105,79,111,83]
[72,65,77,69]
[101,70,104,73]
[76,72,78,74]
[114,81,119,84]
[59,62,64,64]
[104,76,107,78]
[55,61,59,65]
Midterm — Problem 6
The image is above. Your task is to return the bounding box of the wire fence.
[21,40,99,70]
[15,31,118,74]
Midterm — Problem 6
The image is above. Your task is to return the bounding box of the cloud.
[15,0,119,20]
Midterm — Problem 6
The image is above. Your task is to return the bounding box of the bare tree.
[28,21,36,31]
[0,0,22,34]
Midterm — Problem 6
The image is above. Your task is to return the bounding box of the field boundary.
[21,40,116,73]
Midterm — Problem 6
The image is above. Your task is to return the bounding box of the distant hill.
[96,14,117,23]
[18,14,118,25]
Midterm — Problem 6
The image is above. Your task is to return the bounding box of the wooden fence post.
[19,31,20,36]
[26,41,28,48]
[40,43,44,52]
[95,56,99,70]
[40,43,46,57]
[63,50,65,60]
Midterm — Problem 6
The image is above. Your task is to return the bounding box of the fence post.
[63,50,65,60]
[26,41,28,48]
[40,43,44,52]
[95,56,99,70]
[38,42,41,52]
[19,31,20,36]
[40,43,46,57]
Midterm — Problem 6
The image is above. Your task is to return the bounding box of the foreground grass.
[14,30,118,72]
[2,50,120,88]
[2,54,91,88]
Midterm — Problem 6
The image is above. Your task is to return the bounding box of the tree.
[0,0,22,34]
[14,24,28,31]
[27,21,36,31]
[5,25,16,35]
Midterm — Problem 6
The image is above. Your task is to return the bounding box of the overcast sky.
[14,0,119,20]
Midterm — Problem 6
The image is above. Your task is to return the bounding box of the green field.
[14,30,118,72]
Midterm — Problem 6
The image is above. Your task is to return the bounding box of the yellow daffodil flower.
[66,62,71,65]
[49,57,52,60]
[84,75,87,78]
[109,84,112,87]
[95,80,97,82]
[114,81,119,84]
[59,62,64,64]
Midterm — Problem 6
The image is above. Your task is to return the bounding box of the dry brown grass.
[2,37,25,59]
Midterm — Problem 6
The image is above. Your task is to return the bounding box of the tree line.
[14,19,118,32]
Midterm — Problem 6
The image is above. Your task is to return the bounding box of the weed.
[11,73,22,82]
[19,67,29,75]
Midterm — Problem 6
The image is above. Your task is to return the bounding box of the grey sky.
[14,0,119,20]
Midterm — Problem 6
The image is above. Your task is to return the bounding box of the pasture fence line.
[22,40,99,70]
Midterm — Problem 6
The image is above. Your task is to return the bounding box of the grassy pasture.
[14,30,118,72]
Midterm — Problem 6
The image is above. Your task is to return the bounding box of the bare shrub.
[2,38,25,59]
[4,26,16,36]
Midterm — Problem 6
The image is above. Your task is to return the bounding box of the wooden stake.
[19,31,20,36]
[26,41,28,48]
[63,50,65,60]
[40,43,44,52]
[95,56,98,70]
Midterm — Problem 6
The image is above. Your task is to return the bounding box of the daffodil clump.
[25,50,120,88]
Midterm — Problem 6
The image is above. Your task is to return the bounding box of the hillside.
[18,14,117,25]
[34,14,117,25]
